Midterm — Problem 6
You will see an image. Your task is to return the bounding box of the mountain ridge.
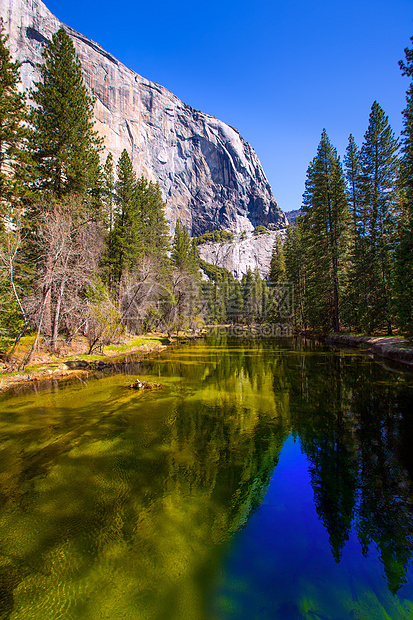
[1,0,288,236]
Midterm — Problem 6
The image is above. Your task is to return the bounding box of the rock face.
[1,0,288,235]
[198,230,285,279]
[285,209,303,225]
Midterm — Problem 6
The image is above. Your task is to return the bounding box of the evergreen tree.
[358,102,399,334]
[102,152,115,230]
[343,134,367,328]
[0,19,30,211]
[302,130,350,332]
[30,28,102,198]
[105,149,138,292]
[135,176,170,272]
[226,279,243,323]
[395,37,413,336]
[242,268,255,323]
[171,220,192,271]
[268,236,289,324]
[268,236,286,284]
[344,134,362,234]
[284,218,307,330]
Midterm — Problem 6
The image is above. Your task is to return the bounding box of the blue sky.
[45,0,412,213]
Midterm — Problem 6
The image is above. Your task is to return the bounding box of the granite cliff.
[1,0,287,236]
[198,230,285,279]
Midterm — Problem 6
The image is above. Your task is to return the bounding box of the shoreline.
[2,330,412,394]
[324,333,413,368]
[0,335,183,394]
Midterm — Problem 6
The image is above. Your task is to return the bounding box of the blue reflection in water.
[1,338,413,619]
[211,435,413,619]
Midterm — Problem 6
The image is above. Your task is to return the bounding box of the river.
[0,334,413,619]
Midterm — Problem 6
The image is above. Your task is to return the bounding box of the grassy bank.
[0,333,184,393]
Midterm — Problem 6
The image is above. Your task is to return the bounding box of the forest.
[277,41,413,337]
[1,22,413,369]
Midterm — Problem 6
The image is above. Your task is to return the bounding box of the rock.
[198,229,285,279]
[0,0,288,236]
[284,209,303,225]
[65,360,89,369]
[128,379,164,390]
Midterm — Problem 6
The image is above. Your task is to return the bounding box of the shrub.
[195,230,234,245]
[253,225,268,236]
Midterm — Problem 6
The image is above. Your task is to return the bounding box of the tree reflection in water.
[0,335,412,618]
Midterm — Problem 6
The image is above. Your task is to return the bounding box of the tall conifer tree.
[395,37,413,336]
[302,130,350,332]
[284,218,307,330]
[343,135,367,328]
[358,102,399,334]
[0,19,30,211]
[268,236,286,284]
[110,149,138,289]
[102,153,115,230]
[171,220,192,271]
[135,176,170,273]
[344,135,362,234]
[30,28,102,198]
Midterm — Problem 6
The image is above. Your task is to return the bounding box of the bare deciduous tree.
[22,195,104,366]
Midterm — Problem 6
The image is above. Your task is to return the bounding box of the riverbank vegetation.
[0,25,205,366]
[1,21,413,370]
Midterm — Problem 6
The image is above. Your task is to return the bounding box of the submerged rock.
[128,379,165,391]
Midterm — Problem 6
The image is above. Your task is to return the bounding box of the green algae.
[0,337,412,618]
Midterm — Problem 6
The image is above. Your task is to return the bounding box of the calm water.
[1,335,413,619]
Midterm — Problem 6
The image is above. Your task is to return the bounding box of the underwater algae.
[0,337,412,618]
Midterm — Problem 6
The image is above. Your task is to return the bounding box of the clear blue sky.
[45,0,412,213]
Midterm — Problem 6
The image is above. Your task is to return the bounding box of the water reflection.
[283,345,413,594]
[0,336,412,618]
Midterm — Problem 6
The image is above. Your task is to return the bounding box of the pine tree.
[171,220,192,271]
[0,19,30,212]
[344,134,362,234]
[105,149,138,292]
[302,130,350,332]
[253,267,263,321]
[284,218,307,330]
[102,152,115,230]
[268,236,286,284]
[343,134,367,328]
[30,27,102,198]
[189,238,201,275]
[0,21,32,343]
[358,102,399,334]
[395,37,413,336]
[242,267,255,323]
[135,176,170,272]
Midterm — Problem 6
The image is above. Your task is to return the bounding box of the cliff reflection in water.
[0,336,412,618]
[0,339,289,619]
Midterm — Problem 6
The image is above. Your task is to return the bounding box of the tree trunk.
[51,277,66,352]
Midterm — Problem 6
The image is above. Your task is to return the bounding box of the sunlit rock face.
[1,0,288,235]
[198,230,285,279]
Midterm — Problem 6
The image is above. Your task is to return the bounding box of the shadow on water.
[0,334,412,618]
